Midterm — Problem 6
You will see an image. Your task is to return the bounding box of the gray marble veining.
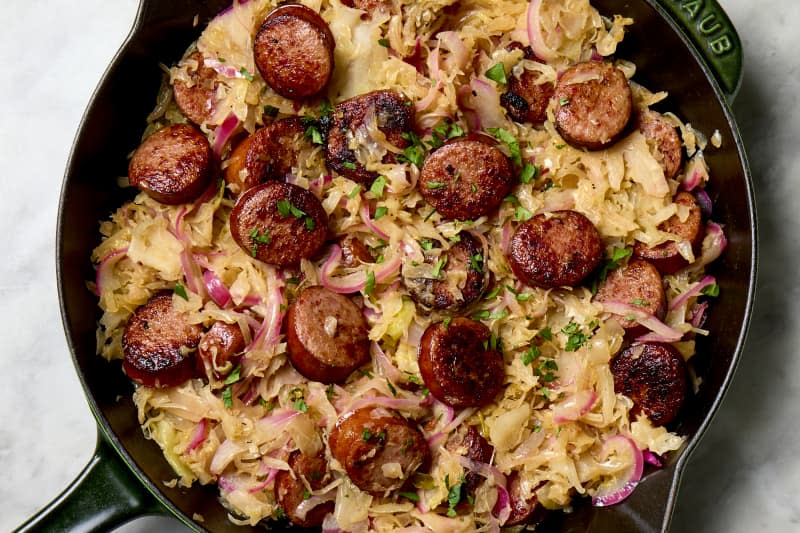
[1,0,798,532]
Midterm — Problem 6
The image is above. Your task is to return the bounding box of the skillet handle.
[13,433,167,533]
[654,0,742,100]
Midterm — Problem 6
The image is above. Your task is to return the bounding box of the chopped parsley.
[486,127,522,166]
[428,121,465,149]
[263,105,279,118]
[378,38,390,47]
[484,286,502,300]
[386,379,397,397]
[399,131,427,168]
[504,194,520,205]
[442,316,452,329]
[222,386,233,409]
[250,228,271,256]
[276,199,315,231]
[597,246,633,283]
[424,209,437,222]
[374,206,388,219]
[348,185,362,199]
[289,387,308,413]
[469,253,484,273]
[399,491,420,502]
[326,383,337,400]
[559,97,570,106]
[701,283,720,297]
[514,206,533,222]
[364,270,376,295]
[562,321,589,352]
[342,161,358,170]
[539,327,552,340]
[420,238,434,251]
[431,256,448,279]
[362,428,373,441]
[522,345,540,366]
[239,67,254,81]
[426,181,447,189]
[301,116,324,145]
[370,175,388,198]
[174,283,189,300]
[485,62,508,84]
[224,364,242,385]
[519,162,539,184]
[445,474,466,517]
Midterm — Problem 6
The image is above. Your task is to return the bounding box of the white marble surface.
[0,1,798,532]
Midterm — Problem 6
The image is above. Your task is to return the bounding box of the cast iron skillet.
[17,0,756,531]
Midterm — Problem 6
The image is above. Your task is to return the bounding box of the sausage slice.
[418,318,505,408]
[275,450,334,527]
[229,181,328,266]
[328,407,430,495]
[508,210,603,289]
[610,342,688,426]
[418,137,514,220]
[254,4,335,100]
[638,109,683,180]
[633,191,704,274]
[286,286,370,384]
[445,425,494,503]
[172,51,219,126]
[501,69,556,125]
[224,117,308,195]
[122,292,202,388]
[128,124,213,205]
[505,473,546,526]
[553,61,633,150]
[196,321,245,378]
[402,231,491,310]
[594,259,666,332]
[326,90,413,185]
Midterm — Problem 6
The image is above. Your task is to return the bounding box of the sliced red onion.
[320,245,402,294]
[456,455,508,489]
[217,474,237,493]
[213,113,240,159]
[696,221,727,267]
[372,342,404,383]
[465,78,506,129]
[216,0,251,17]
[172,206,204,296]
[186,418,209,452]
[696,188,713,217]
[295,490,337,521]
[360,200,390,239]
[457,85,481,131]
[211,439,245,475]
[246,284,285,352]
[257,409,300,432]
[346,395,424,413]
[406,321,425,346]
[668,275,716,311]
[590,47,603,61]
[94,247,128,296]
[321,515,343,533]
[438,31,469,71]
[643,450,664,468]
[203,57,243,79]
[527,0,558,61]
[415,81,443,112]
[247,468,279,494]
[203,270,232,308]
[690,301,709,328]
[427,45,441,81]
[601,301,684,342]
[591,435,644,507]
[553,389,597,424]
[403,38,425,74]
[681,168,702,191]
[310,174,332,197]
[500,222,513,255]
[493,485,512,525]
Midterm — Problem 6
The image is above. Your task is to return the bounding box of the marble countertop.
[1,0,797,531]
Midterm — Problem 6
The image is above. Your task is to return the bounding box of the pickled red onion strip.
[203,269,232,308]
[601,301,684,341]
[669,275,716,311]
[591,435,644,506]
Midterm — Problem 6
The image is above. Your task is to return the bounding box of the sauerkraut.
[91,0,726,529]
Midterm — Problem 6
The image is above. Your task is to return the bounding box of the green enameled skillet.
[17,0,756,531]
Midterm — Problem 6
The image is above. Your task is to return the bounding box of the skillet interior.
[57,0,755,531]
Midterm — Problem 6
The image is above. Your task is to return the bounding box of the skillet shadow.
[669,56,792,530]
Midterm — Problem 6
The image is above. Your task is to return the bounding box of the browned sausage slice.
[638,109,683,180]
[508,210,603,289]
[286,286,370,384]
[418,318,505,408]
[275,450,334,527]
[328,407,430,495]
[633,191,704,274]
[326,90,413,185]
[594,259,666,333]
[229,181,328,266]
[501,69,556,125]
[553,61,633,150]
[418,137,514,220]
[172,51,219,126]
[505,473,546,526]
[254,4,335,100]
[122,292,202,388]
[196,321,245,378]
[403,231,491,310]
[445,425,494,503]
[224,117,307,195]
[128,124,213,205]
[610,342,687,426]
[339,234,374,267]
